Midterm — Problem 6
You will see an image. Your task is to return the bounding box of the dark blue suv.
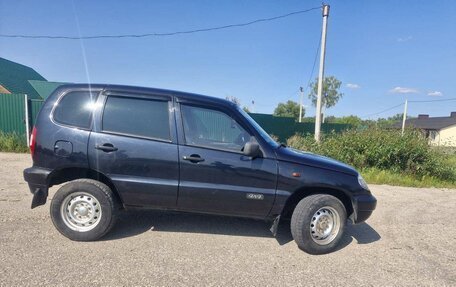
[24,84,376,254]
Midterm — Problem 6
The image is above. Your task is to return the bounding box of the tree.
[226,96,241,106]
[226,96,251,113]
[335,115,363,127]
[242,106,251,113]
[273,100,303,120]
[308,76,343,109]
[376,113,413,128]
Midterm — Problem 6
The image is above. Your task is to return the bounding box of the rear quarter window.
[53,91,99,129]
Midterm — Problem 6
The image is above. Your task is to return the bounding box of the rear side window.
[53,91,98,129]
[102,96,170,140]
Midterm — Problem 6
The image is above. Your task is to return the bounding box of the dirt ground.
[0,152,455,286]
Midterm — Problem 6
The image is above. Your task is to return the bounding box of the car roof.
[55,83,235,107]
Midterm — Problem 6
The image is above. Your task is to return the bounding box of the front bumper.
[351,193,377,224]
[23,167,52,208]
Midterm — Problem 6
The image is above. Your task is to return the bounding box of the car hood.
[276,146,358,176]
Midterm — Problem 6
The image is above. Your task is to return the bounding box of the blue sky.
[1,0,455,119]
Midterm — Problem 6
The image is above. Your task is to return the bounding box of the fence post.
[24,94,30,146]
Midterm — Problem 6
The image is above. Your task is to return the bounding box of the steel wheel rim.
[310,206,340,245]
[60,192,102,232]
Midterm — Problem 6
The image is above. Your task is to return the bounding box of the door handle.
[95,144,118,152]
[183,155,205,163]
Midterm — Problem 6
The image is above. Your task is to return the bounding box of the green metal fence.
[0,95,349,143]
[0,93,44,138]
[249,113,351,141]
[0,93,26,135]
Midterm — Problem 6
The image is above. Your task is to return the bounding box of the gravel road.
[0,152,455,286]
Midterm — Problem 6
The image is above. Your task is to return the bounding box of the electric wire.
[363,103,404,118]
[409,98,456,103]
[0,6,322,40]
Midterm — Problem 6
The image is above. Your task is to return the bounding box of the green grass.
[362,167,456,189]
[362,152,456,188]
[0,132,29,153]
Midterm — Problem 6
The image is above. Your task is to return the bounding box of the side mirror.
[243,141,260,158]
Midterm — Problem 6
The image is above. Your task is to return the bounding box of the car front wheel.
[291,194,346,254]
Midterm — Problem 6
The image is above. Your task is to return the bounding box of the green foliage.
[325,115,363,127]
[308,76,343,109]
[287,128,456,182]
[0,132,28,153]
[273,100,302,120]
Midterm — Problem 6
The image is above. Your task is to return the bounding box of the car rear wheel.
[50,179,119,241]
[291,194,346,254]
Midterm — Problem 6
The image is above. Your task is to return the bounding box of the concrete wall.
[430,125,456,146]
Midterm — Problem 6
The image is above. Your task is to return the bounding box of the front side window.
[53,91,99,129]
[102,96,170,140]
[181,105,250,152]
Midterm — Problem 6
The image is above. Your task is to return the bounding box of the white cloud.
[397,36,413,42]
[389,87,419,94]
[346,83,360,89]
[427,91,443,97]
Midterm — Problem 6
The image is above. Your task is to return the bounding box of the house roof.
[393,114,456,130]
[0,57,46,99]
[28,80,65,99]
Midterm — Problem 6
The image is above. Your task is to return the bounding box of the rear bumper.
[352,193,377,224]
[23,167,52,208]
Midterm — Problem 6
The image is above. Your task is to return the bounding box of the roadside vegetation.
[1,128,455,188]
[0,131,28,153]
[287,129,456,188]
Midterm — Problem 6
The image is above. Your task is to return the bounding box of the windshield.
[237,107,280,148]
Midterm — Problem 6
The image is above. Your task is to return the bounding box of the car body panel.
[177,145,277,217]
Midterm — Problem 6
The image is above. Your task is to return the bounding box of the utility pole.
[299,87,304,122]
[401,99,408,136]
[314,4,330,142]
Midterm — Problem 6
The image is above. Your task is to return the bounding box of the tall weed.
[287,129,456,182]
[0,132,29,153]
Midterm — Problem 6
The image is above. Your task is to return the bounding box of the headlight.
[358,174,369,190]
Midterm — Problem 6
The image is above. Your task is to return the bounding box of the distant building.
[0,57,47,99]
[394,112,456,146]
[0,57,66,136]
[0,57,65,100]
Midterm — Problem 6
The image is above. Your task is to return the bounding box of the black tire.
[290,194,346,255]
[50,179,119,241]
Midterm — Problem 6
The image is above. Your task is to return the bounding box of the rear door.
[88,91,179,208]
[176,102,277,218]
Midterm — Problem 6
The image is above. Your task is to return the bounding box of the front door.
[177,103,277,218]
[88,93,179,208]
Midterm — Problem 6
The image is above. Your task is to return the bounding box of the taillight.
[30,127,37,158]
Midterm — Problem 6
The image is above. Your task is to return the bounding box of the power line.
[0,6,322,40]
[409,97,456,103]
[362,97,456,118]
[363,102,404,118]
[303,31,321,93]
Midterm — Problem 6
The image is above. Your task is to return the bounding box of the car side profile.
[24,84,376,254]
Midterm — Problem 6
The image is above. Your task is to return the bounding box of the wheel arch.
[47,167,124,207]
[280,186,354,220]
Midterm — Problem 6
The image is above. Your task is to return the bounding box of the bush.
[0,132,29,153]
[287,129,456,182]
